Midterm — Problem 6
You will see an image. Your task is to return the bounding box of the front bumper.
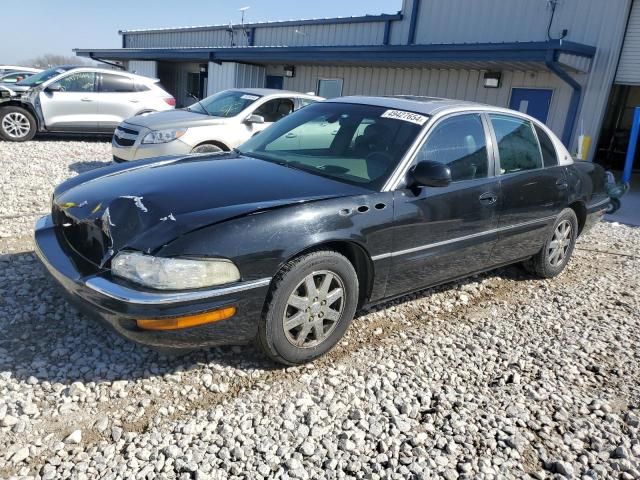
[34,215,270,349]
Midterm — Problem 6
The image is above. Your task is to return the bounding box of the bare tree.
[20,54,95,69]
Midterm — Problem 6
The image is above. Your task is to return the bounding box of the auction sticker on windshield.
[381,109,429,125]
[241,94,260,101]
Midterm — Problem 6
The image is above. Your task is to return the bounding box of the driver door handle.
[285,133,297,138]
[80,97,93,102]
[479,192,498,205]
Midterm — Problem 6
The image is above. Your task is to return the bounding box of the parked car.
[35,96,609,364]
[0,65,41,76]
[111,88,322,162]
[0,70,40,84]
[0,66,175,141]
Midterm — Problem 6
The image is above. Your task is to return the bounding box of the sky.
[0,0,403,64]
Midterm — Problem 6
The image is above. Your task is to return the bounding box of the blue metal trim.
[408,0,421,45]
[118,13,403,36]
[623,106,640,184]
[75,41,596,74]
[545,49,582,147]
[383,20,391,46]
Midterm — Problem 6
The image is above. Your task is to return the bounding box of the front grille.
[53,206,109,267]
[113,125,139,147]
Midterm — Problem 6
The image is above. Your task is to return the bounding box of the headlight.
[142,129,187,144]
[111,252,240,290]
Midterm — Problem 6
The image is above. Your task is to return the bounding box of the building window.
[317,79,343,99]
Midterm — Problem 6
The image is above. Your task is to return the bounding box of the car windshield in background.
[16,67,72,87]
[237,102,427,190]
[188,90,262,117]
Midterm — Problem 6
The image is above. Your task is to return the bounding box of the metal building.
[75,0,640,163]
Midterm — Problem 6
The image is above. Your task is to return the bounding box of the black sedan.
[35,96,609,365]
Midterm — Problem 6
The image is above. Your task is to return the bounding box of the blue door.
[266,75,284,89]
[509,88,553,123]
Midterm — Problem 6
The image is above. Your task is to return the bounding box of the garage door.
[616,0,640,85]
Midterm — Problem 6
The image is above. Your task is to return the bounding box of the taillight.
[164,97,176,106]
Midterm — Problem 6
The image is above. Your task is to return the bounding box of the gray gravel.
[1,139,639,479]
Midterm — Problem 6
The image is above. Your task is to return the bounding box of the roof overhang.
[75,40,596,73]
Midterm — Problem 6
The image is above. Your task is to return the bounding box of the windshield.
[237,102,428,190]
[16,66,72,87]
[188,90,262,117]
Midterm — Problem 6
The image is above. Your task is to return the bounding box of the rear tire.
[258,251,358,365]
[524,208,578,278]
[0,106,36,142]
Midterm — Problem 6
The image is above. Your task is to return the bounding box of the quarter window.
[100,74,135,93]
[534,125,559,167]
[490,114,543,174]
[55,72,96,93]
[416,114,489,182]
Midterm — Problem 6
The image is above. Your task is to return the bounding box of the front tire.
[258,251,359,365]
[191,143,223,154]
[524,208,578,278]
[0,106,36,142]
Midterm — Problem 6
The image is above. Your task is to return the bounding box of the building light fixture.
[483,71,502,88]
[284,65,296,78]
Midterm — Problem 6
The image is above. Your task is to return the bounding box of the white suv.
[0,66,175,142]
[112,88,322,162]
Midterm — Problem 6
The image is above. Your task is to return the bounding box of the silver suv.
[0,66,175,142]
[112,88,322,162]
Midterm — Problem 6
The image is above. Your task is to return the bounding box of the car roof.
[0,65,42,73]
[228,87,321,98]
[328,95,492,116]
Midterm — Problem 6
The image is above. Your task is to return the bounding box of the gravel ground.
[0,139,639,480]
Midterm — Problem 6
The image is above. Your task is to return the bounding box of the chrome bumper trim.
[85,277,272,306]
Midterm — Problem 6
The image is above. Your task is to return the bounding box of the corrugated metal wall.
[390,0,632,155]
[616,0,640,84]
[124,21,384,48]
[126,60,157,78]
[207,62,265,95]
[284,65,574,136]
[254,22,384,46]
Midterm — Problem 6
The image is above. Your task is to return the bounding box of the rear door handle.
[285,132,296,138]
[80,97,93,102]
[479,192,498,205]
[129,99,140,103]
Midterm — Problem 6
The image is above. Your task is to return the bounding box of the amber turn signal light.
[136,306,236,331]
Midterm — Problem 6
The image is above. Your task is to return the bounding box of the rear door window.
[100,73,135,93]
[489,114,543,174]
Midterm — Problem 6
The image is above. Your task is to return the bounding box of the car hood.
[125,109,229,130]
[5,84,31,93]
[53,153,368,261]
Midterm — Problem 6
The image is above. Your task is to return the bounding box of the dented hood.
[53,153,368,258]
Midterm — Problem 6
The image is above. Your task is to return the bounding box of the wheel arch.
[0,101,40,129]
[277,240,375,309]
[568,200,586,236]
[193,139,230,151]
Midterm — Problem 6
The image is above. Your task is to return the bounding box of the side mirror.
[45,83,62,93]
[245,114,265,124]
[408,160,452,188]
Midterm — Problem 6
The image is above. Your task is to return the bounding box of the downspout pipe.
[545,49,581,148]
[407,0,421,45]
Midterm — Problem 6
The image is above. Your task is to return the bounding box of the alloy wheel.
[2,112,31,139]
[548,220,572,267]
[283,270,345,348]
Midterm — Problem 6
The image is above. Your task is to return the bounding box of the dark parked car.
[35,97,609,365]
